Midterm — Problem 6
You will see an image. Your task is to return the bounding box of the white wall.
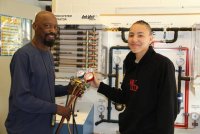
[1,0,200,134]
[52,0,200,14]
[0,0,41,133]
[52,0,200,134]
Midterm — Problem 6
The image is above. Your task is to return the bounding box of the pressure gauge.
[191,112,200,120]
[176,58,185,66]
[77,70,85,78]
[113,56,121,65]
[84,72,94,82]
[97,105,105,113]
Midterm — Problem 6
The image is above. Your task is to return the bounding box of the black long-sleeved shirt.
[98,46,177,134]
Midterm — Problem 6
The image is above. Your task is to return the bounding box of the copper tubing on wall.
[57,36,98,41]
[53,46,98,52]
[52,50,85,55]
[54,59,97,66]
[54,42,98,47]
[55,63,97,68]
[55,68,77,73]
[54,61,96,66]
[59,30,99,35]
[53,54,97,59]
[55,40,98,45]
[53,45,98,50]
[54,58,97,63]
[53,25,99,76]
[53,52,98,57]
[54,40,98,45]
[58,34,98,38]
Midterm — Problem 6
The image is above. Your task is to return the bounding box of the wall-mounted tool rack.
[52,24,102,80]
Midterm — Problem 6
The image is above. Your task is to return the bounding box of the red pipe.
[174,47,189,129]
[175,47,189,129]
[154,47,190,129]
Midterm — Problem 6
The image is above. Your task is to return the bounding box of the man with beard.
[5,11,72,134]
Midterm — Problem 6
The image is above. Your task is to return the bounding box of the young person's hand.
[88,72,100,88]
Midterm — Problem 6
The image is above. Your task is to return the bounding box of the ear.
[32,22,36,30]
[149,34,153,44]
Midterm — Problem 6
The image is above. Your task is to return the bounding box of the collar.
[124,46,155,71]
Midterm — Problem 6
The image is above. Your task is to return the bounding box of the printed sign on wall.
[0,14,32,56]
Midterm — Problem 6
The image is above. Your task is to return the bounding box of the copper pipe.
[55,69,79,73]
[53,56,86,60]
[54,41,98,46]
[54,61,97,66]
[55,63,97,68]
[57,36,98,41]
[54,60,97,65]
[55,66,83,72]
[54,40,98,45]
[53,46,98,52]
[54,58,97,63]
[59,34,98,39]
[53,53,97,57]
[52,51,97,56]
[52,50,85,55]
[59,30,98,35]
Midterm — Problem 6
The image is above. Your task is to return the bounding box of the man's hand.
[66,82,75,95]
[67,80,85,97]
[56,105,71,121]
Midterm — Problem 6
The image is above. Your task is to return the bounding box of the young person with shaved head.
[89,20,178,134]
[5,11,72,134]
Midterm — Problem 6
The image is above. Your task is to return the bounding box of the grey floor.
[112,128,200,134]
[175,127,200,134]
[92,121,200,134]
[114,128,200,134]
